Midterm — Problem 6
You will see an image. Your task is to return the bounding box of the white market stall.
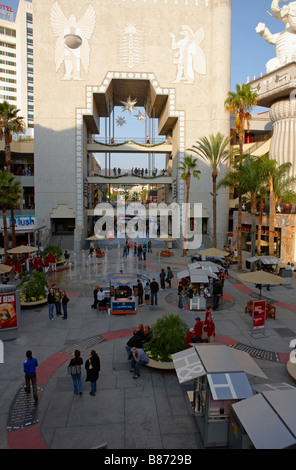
[172,344,267,448]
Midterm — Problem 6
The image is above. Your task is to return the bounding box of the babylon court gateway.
[33,0,232,250]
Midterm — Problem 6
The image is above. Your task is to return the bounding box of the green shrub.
[42,245,63,260]
[144,313,187,362]
[18,271,47,302]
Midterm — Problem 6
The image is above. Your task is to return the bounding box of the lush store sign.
[0,216,36,231]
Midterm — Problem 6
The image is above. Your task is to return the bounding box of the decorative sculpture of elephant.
[256,0,296,73]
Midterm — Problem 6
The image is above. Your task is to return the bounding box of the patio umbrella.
[238,271,284,298]
[85,235,106,241]
[7,246,38,254]
[0,264,12,274]
[198,247,229,257]
[155,236,177,241]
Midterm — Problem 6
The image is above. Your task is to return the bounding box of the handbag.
[67,364,81,375]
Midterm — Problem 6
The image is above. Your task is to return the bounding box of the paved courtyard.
[1,242,296,450]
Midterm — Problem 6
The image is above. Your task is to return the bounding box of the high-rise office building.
[0,0,33,136]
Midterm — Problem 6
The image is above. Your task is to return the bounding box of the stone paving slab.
[2,245,296,450]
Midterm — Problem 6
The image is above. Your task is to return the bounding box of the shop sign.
[0,216,36,231]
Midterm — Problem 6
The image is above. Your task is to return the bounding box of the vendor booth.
[172,344,267,448]
[177,263,219,311]
[229,386,296,449]
[97,273,150,315]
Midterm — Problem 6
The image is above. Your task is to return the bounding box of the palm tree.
[238,155,267,258]
[0,101,25,173]
[178,154,201,255]
[189,133,236,248]
[224,84,258,156]
[218,159,248,270]
[9,179,23,248]
[224,84,258,266]
[0,171,17,260]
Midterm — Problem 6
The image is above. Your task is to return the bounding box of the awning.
[232,390,296,449]
[177,269,190,280]
[189,269,211,283]
[207,372,253,400]
[260,257,282,265]
[172,344,266,385]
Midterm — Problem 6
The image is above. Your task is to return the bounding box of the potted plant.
[18,270,48,306]
[144,313,187,364]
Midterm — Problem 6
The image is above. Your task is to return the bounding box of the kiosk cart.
[111,284,136,314]
[172,344,267,448]
[97,273,150,315]
[177,267,217,311]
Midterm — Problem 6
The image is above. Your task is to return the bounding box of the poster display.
[0,292,17,330]
[252,300,266,331]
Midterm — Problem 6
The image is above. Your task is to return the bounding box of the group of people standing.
[123,240,152,260]
[68,349,101,396]
[47,283,69,320]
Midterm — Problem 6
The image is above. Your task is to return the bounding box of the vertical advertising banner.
[0,293,17,330]
[252,300,266,331]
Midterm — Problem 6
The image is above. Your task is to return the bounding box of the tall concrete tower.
[33,0,232,250]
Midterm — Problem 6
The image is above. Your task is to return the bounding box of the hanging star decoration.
[116,116,126,127]
[136,111,147,123]
[120,95,138,115]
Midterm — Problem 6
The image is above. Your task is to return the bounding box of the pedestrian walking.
[148,240,152,253]
[143,244,147,260]
[144,281,151,305]
[68,349,83,395]
[92,285,99,309]
[178,282,184,309]
[166,266,173,288]
[137,279,143,306]
[47,287,55,320]
[138,244,143,260]
[85,350,100,396]
[150,278,159,306]
[213,280,222,310]
[159,269,166,290]
[23,350,38,402]
[61,290,69,319]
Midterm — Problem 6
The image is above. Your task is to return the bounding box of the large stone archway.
[74,72,187,248]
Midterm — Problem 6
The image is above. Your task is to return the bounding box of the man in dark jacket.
[150,278,159,306]
[213,280,222,310]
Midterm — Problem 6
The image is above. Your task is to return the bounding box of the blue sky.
[231,0,281,95]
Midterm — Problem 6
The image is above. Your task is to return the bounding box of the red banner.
[252,300,266,330]
[0,293,17,330]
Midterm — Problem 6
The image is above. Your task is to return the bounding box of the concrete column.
[269,98,296,173]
